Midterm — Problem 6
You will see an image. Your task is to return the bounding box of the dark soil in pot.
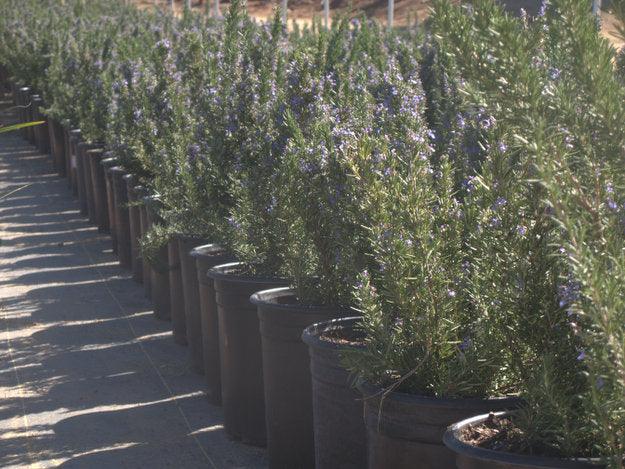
[179,236,211,373]
[359,382,521,469]
[168,236,186,345]
[301,317,367,469]
[124,176,143,282]
[102,157,118,253]
[110,166,132,268]
[251,288,353,469]
[191,244,234,404]
[443,412,603,469]
[144,195,169,320]
[207,262,288,447]
[139,199,151,299]
[87,149,108,232]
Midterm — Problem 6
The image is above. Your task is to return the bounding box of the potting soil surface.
[0,95,266,468]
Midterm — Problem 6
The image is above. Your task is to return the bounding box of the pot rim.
[443,412,602,468]
[251,287,355,315]
[207,261,285,284]
[301,316,364,351]
[101,157,118,168]
[109,166,127,175]
[357,381,520,409]
[190,243,227,259]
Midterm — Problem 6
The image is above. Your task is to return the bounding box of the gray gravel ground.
[0,95,267,469]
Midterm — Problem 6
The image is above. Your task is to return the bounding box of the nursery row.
[1,0,624,467]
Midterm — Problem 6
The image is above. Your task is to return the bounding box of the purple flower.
[227,216,241,230]
[492,196,507,210]
[156,38,171,51]
[462,176,476,193]
[577,350,586,361]
[299,160,318,175]
[489,216,502,228]
[517,225,527,236]
[548,67,561,80]
[459,336,472,352]
[558,279,580,309]
[187,144,201,165]
[497,142,508,153]
[447,289,457,298]
[456,114,466,129]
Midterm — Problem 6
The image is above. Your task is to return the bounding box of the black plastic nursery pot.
[179,236,211,373]
[75,142,91,215]
[25,89,36,143]
[443,413,603,469]
[144,195,170,320]
[207,263,288,446]
[139,199,152,299]
[0,64,7,91]
[30,94,43,149]
[168,236,186,344]
[301,317,367,469]
[10,81,19,105]
[251,288,353,469]
[88,149,108,232]
[125,177,143,283]
[68,129,82,196]
[48,118,66,177]
[17,87,31,140]
[190,244,233,405]
[82,144,103,223]
[110,166,132,268]
[102,157,118,253]
[64,125,77,190]
[31,95,50,155]
[358,382,521,469]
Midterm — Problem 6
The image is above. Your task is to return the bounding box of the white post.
[323,0,329,29]
[592,0,602,15]
[170,0,174,11]
[387,0,394,30]
[213,0,220,17]
[187,0,192,10]
[282,0,288,24]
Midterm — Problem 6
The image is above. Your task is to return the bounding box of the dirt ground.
[138,0,624,47]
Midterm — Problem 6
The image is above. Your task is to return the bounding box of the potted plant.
[339,15,560,467]
[438,0,625,467]
[206,2,291,447]
[251,18,434,468]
